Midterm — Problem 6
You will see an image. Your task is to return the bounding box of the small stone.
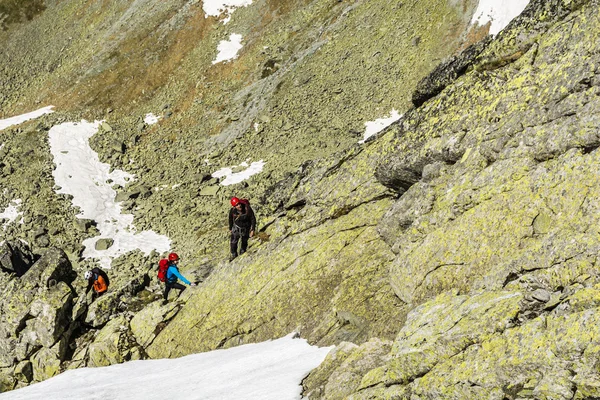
[200,186,220,196]
[531,289,551,303]
[95,238,114,251]
[100,122,113,132]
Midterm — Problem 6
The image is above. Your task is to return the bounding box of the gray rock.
[28,282,73,348]
[200,185,220,196]
[30,345,61,382]
[100,122,113,132]
[14,360,33,383]
[412,36,492,107]
[95,238,114,251]
[75,219,94,232]
[0,241,35,276]
[531,289,551,303]
[87,316,128,367]
[85,292,119,328]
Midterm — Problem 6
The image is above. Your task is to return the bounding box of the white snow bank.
[144,113,160,125]
[48,121,170,269]
[359,109,402,144]
[213,34,244,64]
[471,0,530,36]
[0,199,23,229]
[0,106,54,131]
[212,160,265,186]
[204,0,252,23]
[1,333,332,400]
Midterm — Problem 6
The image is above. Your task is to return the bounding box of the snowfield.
[48,121,170,268]
[212,160,266,186]
[471,0,531,35]
[0,199,23,229]
[144,113,160,125]
[203,0,253,23]
[359,109,402,144]
[213,33,244,64]
[0,106,54,131]
[0,334,332,400]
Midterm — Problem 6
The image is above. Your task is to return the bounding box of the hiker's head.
[84,270,93,280]
[168,252,179,264]
[231,197,240,207]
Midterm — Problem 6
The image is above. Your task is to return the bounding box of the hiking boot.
[161,299,168,306]
[240,249,246,255]
[229,253,238,261]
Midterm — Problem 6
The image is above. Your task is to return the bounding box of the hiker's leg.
[164,283,172,300]
[240,234,249,253]
[173,282,186,296]
[230,232,240,255]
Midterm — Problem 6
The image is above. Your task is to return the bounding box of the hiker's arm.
[250,210,256,232]
[85,280,92,294]
[172,268,191,285]
[229,209,234,230]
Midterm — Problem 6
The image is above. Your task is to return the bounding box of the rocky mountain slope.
[2,0,600,398]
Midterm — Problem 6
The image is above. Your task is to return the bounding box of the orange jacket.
[93,275,108,293]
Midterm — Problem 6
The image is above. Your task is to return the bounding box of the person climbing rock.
[163,252,196,305]
[228,197,256,261]
[84,267,109,301]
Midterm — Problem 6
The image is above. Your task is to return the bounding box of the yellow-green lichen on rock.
[147,198,403,358]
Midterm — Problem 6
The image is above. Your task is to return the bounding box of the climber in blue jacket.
[163,252,196,304]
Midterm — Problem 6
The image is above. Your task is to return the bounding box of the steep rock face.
[0,2,482,382]
[0,248,74,389]
[3,0,599,397]
[377,0,600,306]
[304,0,600,398]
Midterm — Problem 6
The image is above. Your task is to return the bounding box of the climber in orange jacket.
[84,267,109,300]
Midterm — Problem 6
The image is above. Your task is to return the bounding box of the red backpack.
[240,199,251,209]
[157,259,169,282]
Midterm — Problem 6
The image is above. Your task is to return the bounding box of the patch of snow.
[48,121,170,269]
[254,123,260,132]
[0,143,4,150]
[213,34,244,64]
[203,0,252,24]
[471,0,531,36]
[0,106,54,131]
[359,110,402,144]
[0,199,23,229]
[2,334,332,400]
[171,184,182,189]
[144,113,160,125]
[212,160,265,186]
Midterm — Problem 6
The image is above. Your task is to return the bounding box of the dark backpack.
[157,259,169,282]
[92,267,110,287]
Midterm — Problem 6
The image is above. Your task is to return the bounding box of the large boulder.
[304,339,392,400]
[87,316,128,367]
[84,272,148,328]
[130,300,182,348]
[13,360,33,384]
[0,368,16,393]
[30,345,62,382]
[0,248,73,381]
[85,293,120,328]
[0,241,35,276]
[27,282,73,348]
[0,248,72,333]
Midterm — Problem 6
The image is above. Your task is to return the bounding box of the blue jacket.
[166,265,191,285]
